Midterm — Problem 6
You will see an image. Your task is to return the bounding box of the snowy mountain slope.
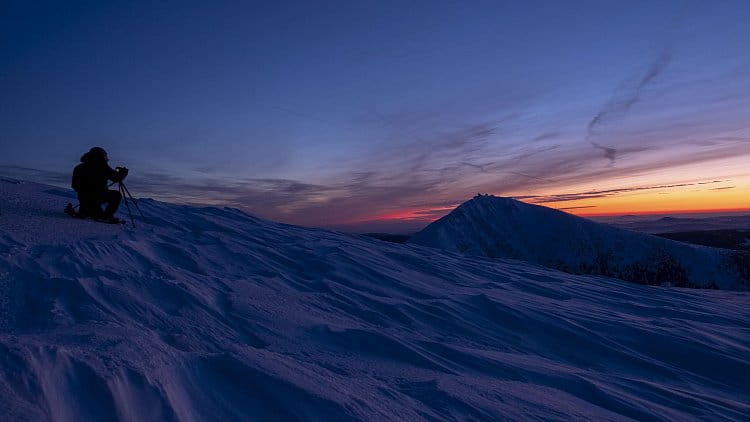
[409,195,750,290]
[1,179,750,421]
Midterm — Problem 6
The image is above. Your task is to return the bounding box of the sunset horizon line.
[571,206,750,218]
[354,200,750,229]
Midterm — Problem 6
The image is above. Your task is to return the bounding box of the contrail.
[587,49,673,134]
[586,4,689,164]
[591,142,617,164]
[586,48,673,165]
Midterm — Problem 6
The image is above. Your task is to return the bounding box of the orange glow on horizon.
[566,206,750,217]
[357,182,749,227]
[368,209,426,221]
[536,185,750,218]
[355,205,457,224]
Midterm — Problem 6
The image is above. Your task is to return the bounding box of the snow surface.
[2,179,750,421]
[409,195,750,290]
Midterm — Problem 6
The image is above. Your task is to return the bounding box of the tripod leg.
[121,183,146,219]
[119,183,136,227]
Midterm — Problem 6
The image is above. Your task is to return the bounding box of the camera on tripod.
[115,167,129,181]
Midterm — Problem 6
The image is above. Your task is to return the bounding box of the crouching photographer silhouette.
[66,147,142,226]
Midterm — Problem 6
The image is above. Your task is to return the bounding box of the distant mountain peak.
[410,196,749,290]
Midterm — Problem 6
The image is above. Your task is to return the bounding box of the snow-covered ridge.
[409,195,750,290]
[1,179,750,420]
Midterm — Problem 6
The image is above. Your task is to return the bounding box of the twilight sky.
[2,0,749,232]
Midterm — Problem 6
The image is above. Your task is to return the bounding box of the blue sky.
[2,1,749,231]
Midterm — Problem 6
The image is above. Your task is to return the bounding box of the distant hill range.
[598,214,750,234]
[409,195,750,290]
[656,229,750,251]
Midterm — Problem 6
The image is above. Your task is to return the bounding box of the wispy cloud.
[558,205,598,210]
[585,6,687,164]
[0,165,70,186]
[587,49,673,137]
[531,132,561,142]
[585,48,673,164]
[517,180,726,204]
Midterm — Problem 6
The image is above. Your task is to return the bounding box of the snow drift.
[409,195,750,290]
[1,179,750,421]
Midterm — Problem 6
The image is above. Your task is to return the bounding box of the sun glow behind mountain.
[356,172,749,232]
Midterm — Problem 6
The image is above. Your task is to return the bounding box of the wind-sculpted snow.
[410,195,750,290]
[1,179,750,421]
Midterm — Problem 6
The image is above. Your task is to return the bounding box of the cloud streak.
[586,48,672,164]
[587,49,673,136]
[516,180,726,204]
[585,5,687,164]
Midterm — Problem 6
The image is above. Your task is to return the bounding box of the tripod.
[117,181,145,228]
[65,183,144,227]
